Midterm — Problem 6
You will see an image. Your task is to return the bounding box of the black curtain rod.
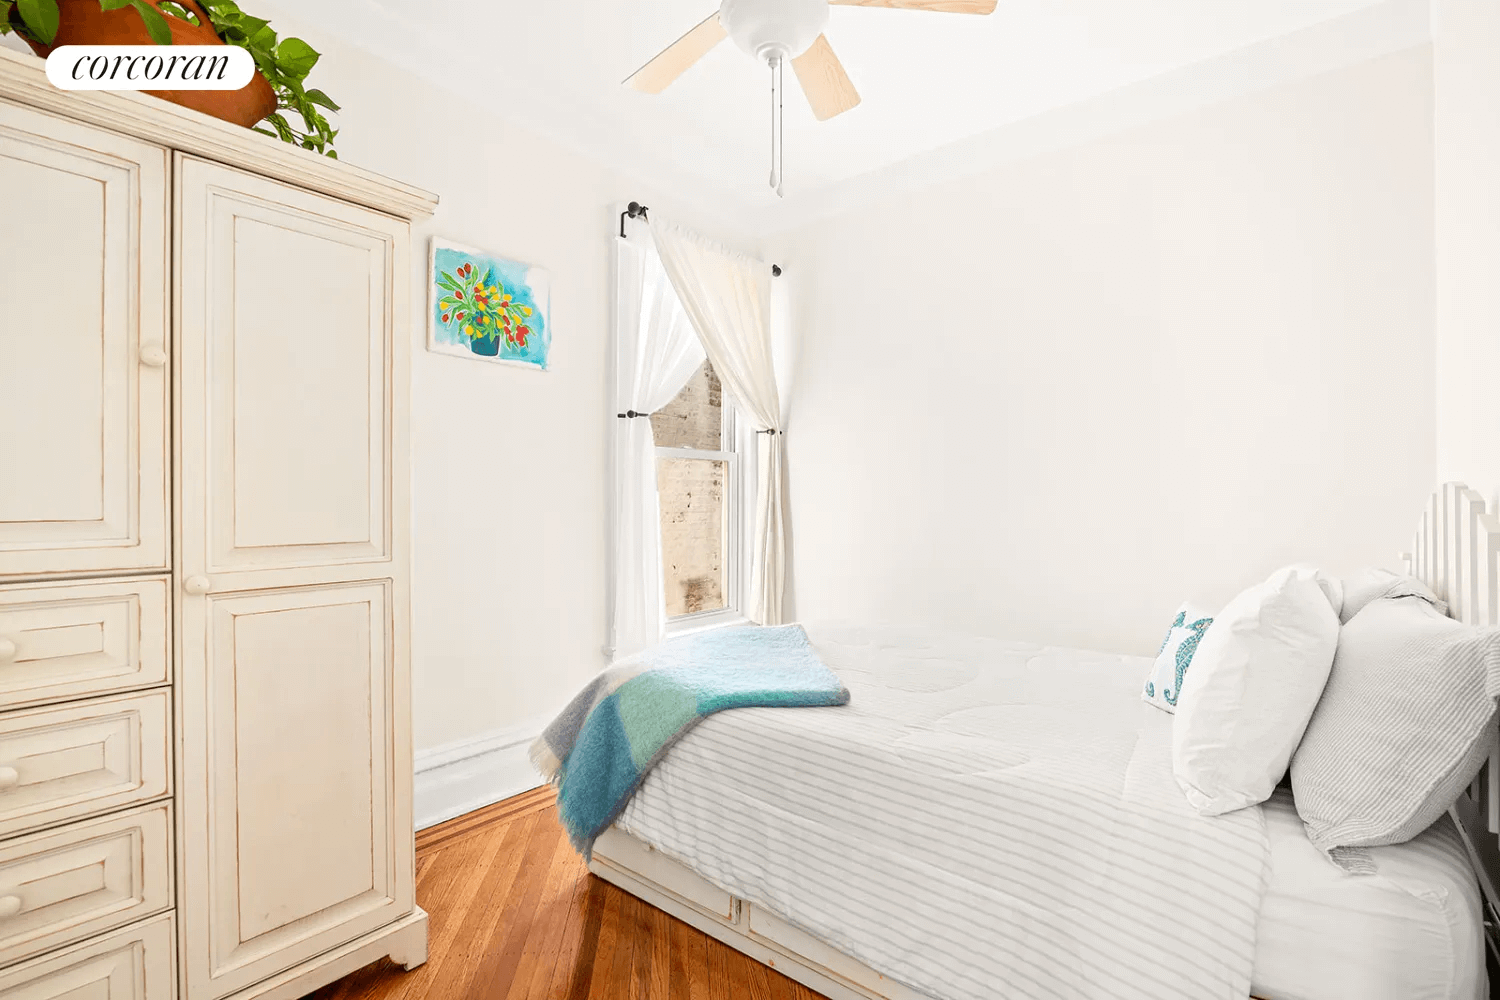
[620,201,782,277]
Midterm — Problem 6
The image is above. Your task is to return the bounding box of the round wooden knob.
[184,576,211,595]
[0,896,22,919]
[140,342,168,368]
[0,768,18,791]
[0,639,14,663]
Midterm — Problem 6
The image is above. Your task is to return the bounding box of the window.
[652,360,743,626]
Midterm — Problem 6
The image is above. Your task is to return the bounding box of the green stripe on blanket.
[531,624,850,856]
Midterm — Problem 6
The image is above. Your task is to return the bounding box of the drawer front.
[0,802,172,968]
[0,692,171,840]
[592,827,734,921]
[0,579,169,711]
[747,904,924,1000]
[0,912,175,999]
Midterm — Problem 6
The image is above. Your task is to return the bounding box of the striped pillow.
[1291,581,1500,855]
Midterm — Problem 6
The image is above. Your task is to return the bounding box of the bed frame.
[589,481,1500,999]
[1406,482,1500,963]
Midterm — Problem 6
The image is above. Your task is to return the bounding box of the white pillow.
[1172,566,1340,815]
[1142,603,1216,713]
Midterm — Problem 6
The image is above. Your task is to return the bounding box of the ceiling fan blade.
[791,34,862,121]
[829,0,998,12]
[623,12,728,94]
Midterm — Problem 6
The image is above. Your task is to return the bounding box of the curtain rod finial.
[620,202,650,239]
[772,264,782,277]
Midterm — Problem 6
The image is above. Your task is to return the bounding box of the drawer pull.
[0,768,17,791]
[139,342,168,368]
[0,638,14,663]
[0,896,21,919]
[183,576,211,596]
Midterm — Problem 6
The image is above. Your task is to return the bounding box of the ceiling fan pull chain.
[769,53,785,199]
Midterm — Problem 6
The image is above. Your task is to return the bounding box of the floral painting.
[427,239,551,369]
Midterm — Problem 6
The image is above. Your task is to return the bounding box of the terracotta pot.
[21,0,277,128]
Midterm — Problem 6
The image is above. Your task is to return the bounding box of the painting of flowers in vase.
[428,239,551,370]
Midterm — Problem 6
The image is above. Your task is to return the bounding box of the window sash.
[657,405,744,629]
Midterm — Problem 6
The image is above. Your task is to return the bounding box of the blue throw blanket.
[530,624,850,856]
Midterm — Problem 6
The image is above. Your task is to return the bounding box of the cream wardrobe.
[0,48,436,1000]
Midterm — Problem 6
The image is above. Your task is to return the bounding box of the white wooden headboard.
[1403,482,1500,928]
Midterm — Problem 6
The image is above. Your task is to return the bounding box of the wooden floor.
[304,787,826,1000]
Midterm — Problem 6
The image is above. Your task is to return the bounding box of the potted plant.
[1,0,340,155]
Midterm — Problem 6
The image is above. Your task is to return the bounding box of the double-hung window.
[651,360,744,629]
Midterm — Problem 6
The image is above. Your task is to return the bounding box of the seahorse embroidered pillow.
[1143,603,1216,713]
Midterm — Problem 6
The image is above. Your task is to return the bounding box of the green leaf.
[251,50,278,80]
[262,111,295,144]
[272,36,318,78]
[305,87,340,112]
[246,23,275,52]
[129,0,173,44]
[98,0,133,10]
[230,14,267,37]
[16,0,58,44]
[156,1,199,25]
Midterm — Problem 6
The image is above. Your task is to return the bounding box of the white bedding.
[617,623,1488,1000]
[1255,788,1486,1000]
[618,623,1272,1000]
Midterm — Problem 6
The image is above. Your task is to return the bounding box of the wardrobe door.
[0,102,169,578]
[173,155,413,1000]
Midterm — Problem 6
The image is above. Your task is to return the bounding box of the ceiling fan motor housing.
[720,0,829,62]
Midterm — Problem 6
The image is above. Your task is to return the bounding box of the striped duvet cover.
[616,623,1272,1000]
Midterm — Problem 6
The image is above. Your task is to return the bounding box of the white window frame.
[656,377,753,636]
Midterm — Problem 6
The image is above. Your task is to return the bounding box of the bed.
[585,484,1500,1000]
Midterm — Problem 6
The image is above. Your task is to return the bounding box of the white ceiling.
[284,0,1398,230]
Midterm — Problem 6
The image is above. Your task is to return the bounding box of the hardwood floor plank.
[307,795,821,1000]
[746,959,776,1000]
[473,815,568,997]
[512,827,590,1000]
[585,884,628,1000]
[630,890,652,1000]
[555,874,608,1000]
[707,926,729,1000]
[667,914,690,1000]
[646,894,671,999]
[725,944,754,1000]
[415,812,540,999]
[685,922,710,1000]
[545,856,598,999]
[447,812,552,998]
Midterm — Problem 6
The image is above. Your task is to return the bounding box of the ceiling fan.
[624,0,998,197]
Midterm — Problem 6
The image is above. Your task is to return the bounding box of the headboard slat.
[1410,485,1500,908]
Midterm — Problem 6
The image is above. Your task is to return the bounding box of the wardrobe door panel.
[177,582,406,999]
[175,155,408,585]
[0,102,168,578]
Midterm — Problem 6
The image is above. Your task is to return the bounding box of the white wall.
[772,47,1437,656]
[1433,0,1500,499]
[239,7,749,819]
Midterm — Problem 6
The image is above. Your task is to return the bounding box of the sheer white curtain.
[648,217,786,625]
[610,239,706,659]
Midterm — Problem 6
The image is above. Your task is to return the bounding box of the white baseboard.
[413,718,549,830]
